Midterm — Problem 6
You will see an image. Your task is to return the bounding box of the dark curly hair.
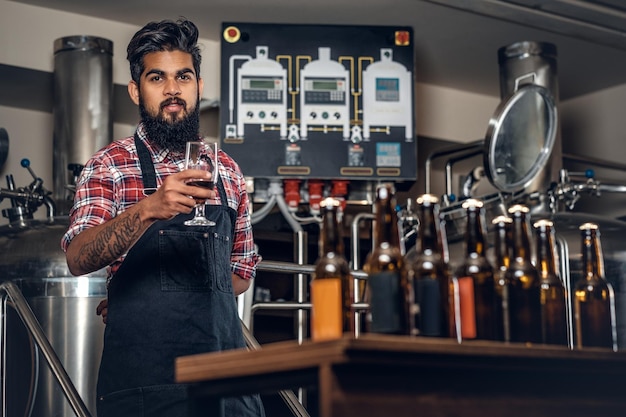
[127,18,202,84]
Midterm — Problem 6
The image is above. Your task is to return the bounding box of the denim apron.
[96,135,265,417]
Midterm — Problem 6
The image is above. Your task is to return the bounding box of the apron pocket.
[159,229,212,291]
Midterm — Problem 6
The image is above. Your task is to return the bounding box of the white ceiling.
[8,0,626,100]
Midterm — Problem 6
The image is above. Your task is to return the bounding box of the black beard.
[140,97,201,154]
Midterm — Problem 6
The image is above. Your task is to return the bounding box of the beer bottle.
[407,194,456,339]
[506,204,542,344]
[455,199,498,340]
[533,219,569,346]
[310,197,354,341]
[574,223,617,350]
[492,215,512,342]
[363,183,413,335]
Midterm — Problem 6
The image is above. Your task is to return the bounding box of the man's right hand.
[96,298,108,324]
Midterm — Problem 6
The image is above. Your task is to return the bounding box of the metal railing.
[0,280,92,417]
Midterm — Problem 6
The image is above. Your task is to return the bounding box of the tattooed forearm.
[72,210,146,273]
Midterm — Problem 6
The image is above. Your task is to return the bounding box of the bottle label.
[457,276,477,339]
[368,271,403,334]
[311,278,343,341]
[415,278,442,336]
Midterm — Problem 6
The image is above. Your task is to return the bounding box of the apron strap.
[134,131,158,195]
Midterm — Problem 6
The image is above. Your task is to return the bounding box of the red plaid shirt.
[61,124,260,281]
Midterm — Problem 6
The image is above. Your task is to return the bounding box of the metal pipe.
[556,235,573,350]
[444,148,483,198]
[257,259,367,280]
[425,140,483,193]
[240,320,311,417]
[1,292,6,416]
[0,281,92,417]
[563,153,626,173]
[294,230,308,345]
[53,35,113,215]
[350,211,374,337]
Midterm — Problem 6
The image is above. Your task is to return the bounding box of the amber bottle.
[406,194,456,339]
[455,199,498,340]
[506,204,542,344]
[492,215,512,342]
[574,223,616,350]
[533,219,569,346]
[310,197,353,341]
[364,183,413,335]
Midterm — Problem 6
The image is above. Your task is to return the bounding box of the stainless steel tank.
[53,35,113,215]
[1,34,112,417]
[498,41,562,202]
[1,218,107,417]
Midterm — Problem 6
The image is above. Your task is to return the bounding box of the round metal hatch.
[483,84,557,194]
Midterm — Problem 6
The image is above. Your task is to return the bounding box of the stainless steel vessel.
[1,34,112,417]
[1,218,106,417]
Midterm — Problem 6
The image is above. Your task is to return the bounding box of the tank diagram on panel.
[220,23,416,181]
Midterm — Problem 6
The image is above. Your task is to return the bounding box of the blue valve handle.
[20,158,39,180]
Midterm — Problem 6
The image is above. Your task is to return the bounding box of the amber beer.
[455,199,498,340]
[310,197,354,341]
[533,219,568,346]
[364,183,413,335]
[506,205,542,344]
[575,223,617,350]
[492,215,512,342]
[406,194,456,339]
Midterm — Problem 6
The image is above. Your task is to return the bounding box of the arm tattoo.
[73,211,145,273]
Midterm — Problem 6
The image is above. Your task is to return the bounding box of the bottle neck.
[535,227,558,275]
[493,220,512,269]
[464,208,486,257]
[582,230,604,279]
[320,207,344,257]
[417,205,443,255]
[512,213,532,262]
[374,197,400,247]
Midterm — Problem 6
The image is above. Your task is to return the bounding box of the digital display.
[249,79,277,89]
[376,78,400,102]
[313,80,338,91]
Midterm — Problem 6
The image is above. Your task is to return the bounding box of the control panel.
[220,22,416,182]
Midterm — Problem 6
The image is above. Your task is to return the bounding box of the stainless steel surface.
[496,41,562,200]
[0,218,90,279]
[1,280,94,417]
[52,35,113,215]
[483,84,557,194]
[257,259,367,280]
[0,216,106,417]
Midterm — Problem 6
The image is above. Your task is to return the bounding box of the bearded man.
[62,18,265,417]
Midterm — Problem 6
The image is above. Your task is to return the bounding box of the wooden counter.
[176,335,626,417]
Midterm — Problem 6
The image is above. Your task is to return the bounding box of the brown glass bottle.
[533,219,568,346]
[364,183,413,335]
[311,197,354,341]
[492,215,512,342]
[455,199,498,340]
[506,204,542,344]
[406,194,456,339]
[574,223,616,350]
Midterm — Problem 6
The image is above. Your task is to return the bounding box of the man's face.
[128,50,204,152]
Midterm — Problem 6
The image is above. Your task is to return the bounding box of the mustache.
[160,98,187,110]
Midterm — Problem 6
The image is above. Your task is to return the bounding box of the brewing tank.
[0,34,112,417]
[498,41,562,200]
[53,35,113,215]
